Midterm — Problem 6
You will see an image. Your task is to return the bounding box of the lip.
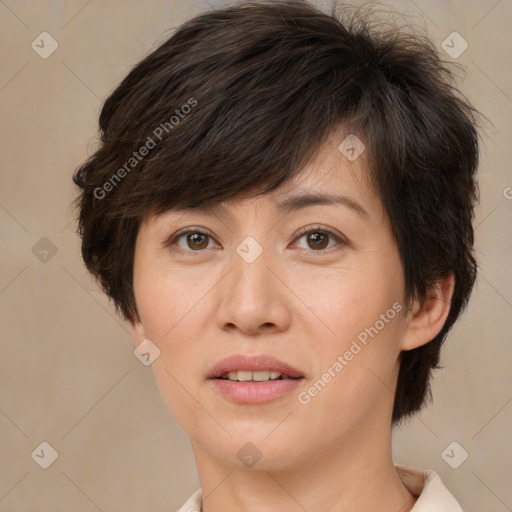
[207,353,304,379]
[210,378,303,404]
[207,353,305,404]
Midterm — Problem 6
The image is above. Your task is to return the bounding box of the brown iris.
[187,232,209,250]
[306,232,329,250]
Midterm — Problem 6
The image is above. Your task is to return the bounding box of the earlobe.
[400,274,455,352]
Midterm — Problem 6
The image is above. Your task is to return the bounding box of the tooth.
[223,370,286,381]
[252,371,281,382]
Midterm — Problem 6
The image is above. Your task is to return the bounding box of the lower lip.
[209,378,304,403]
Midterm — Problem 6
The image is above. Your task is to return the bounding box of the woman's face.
[130,132,411,471]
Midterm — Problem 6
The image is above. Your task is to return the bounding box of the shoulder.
[175,488,202,512]
[395,465,463,511]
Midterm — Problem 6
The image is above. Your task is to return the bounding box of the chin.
[207,430,304,472]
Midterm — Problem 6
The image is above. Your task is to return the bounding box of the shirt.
[175,465,463,512]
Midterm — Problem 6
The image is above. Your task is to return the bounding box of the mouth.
[207,354,305,403]
[207,353,305,380]
[216,370,302,382]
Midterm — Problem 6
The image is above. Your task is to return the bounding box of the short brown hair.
[72,0,480,424]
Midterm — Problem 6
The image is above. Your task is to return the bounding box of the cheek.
[134,271,212,431]
[133,251,217,398]
[134,247,211,338]
[299,317,403,432]
[288,252,402,348]
[136,274,209,370]
[291,262,404,411]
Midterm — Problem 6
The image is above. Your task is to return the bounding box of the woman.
[72,1,480,510]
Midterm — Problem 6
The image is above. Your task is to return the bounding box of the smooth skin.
[130,128,454,512]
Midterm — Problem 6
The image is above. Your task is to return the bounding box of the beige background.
[0,0,511,511]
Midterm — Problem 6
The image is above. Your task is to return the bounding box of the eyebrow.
[274,192,369,219]
[168,192,369,222]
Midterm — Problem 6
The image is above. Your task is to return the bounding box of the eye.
[169,228,218,251]
[292,225,345,251]
[166,225,346,253]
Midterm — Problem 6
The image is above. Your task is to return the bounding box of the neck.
[191,417,416,512]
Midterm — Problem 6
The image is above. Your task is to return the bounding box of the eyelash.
[167,225,346,253]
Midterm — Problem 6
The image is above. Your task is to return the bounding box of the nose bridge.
[231,233,274,302]
[229,198,275,289]
[216,230,290,333]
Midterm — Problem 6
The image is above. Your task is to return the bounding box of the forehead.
[147,128,383,228]
[224,132,374,211]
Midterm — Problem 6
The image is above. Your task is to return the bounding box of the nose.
[215,241,292,336]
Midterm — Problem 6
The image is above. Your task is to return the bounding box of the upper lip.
[208,354,304,379]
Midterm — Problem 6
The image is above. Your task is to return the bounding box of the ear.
[129,318,147,347]
[400,274,455,351]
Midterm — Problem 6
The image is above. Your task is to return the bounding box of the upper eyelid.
[163,226,215,248]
